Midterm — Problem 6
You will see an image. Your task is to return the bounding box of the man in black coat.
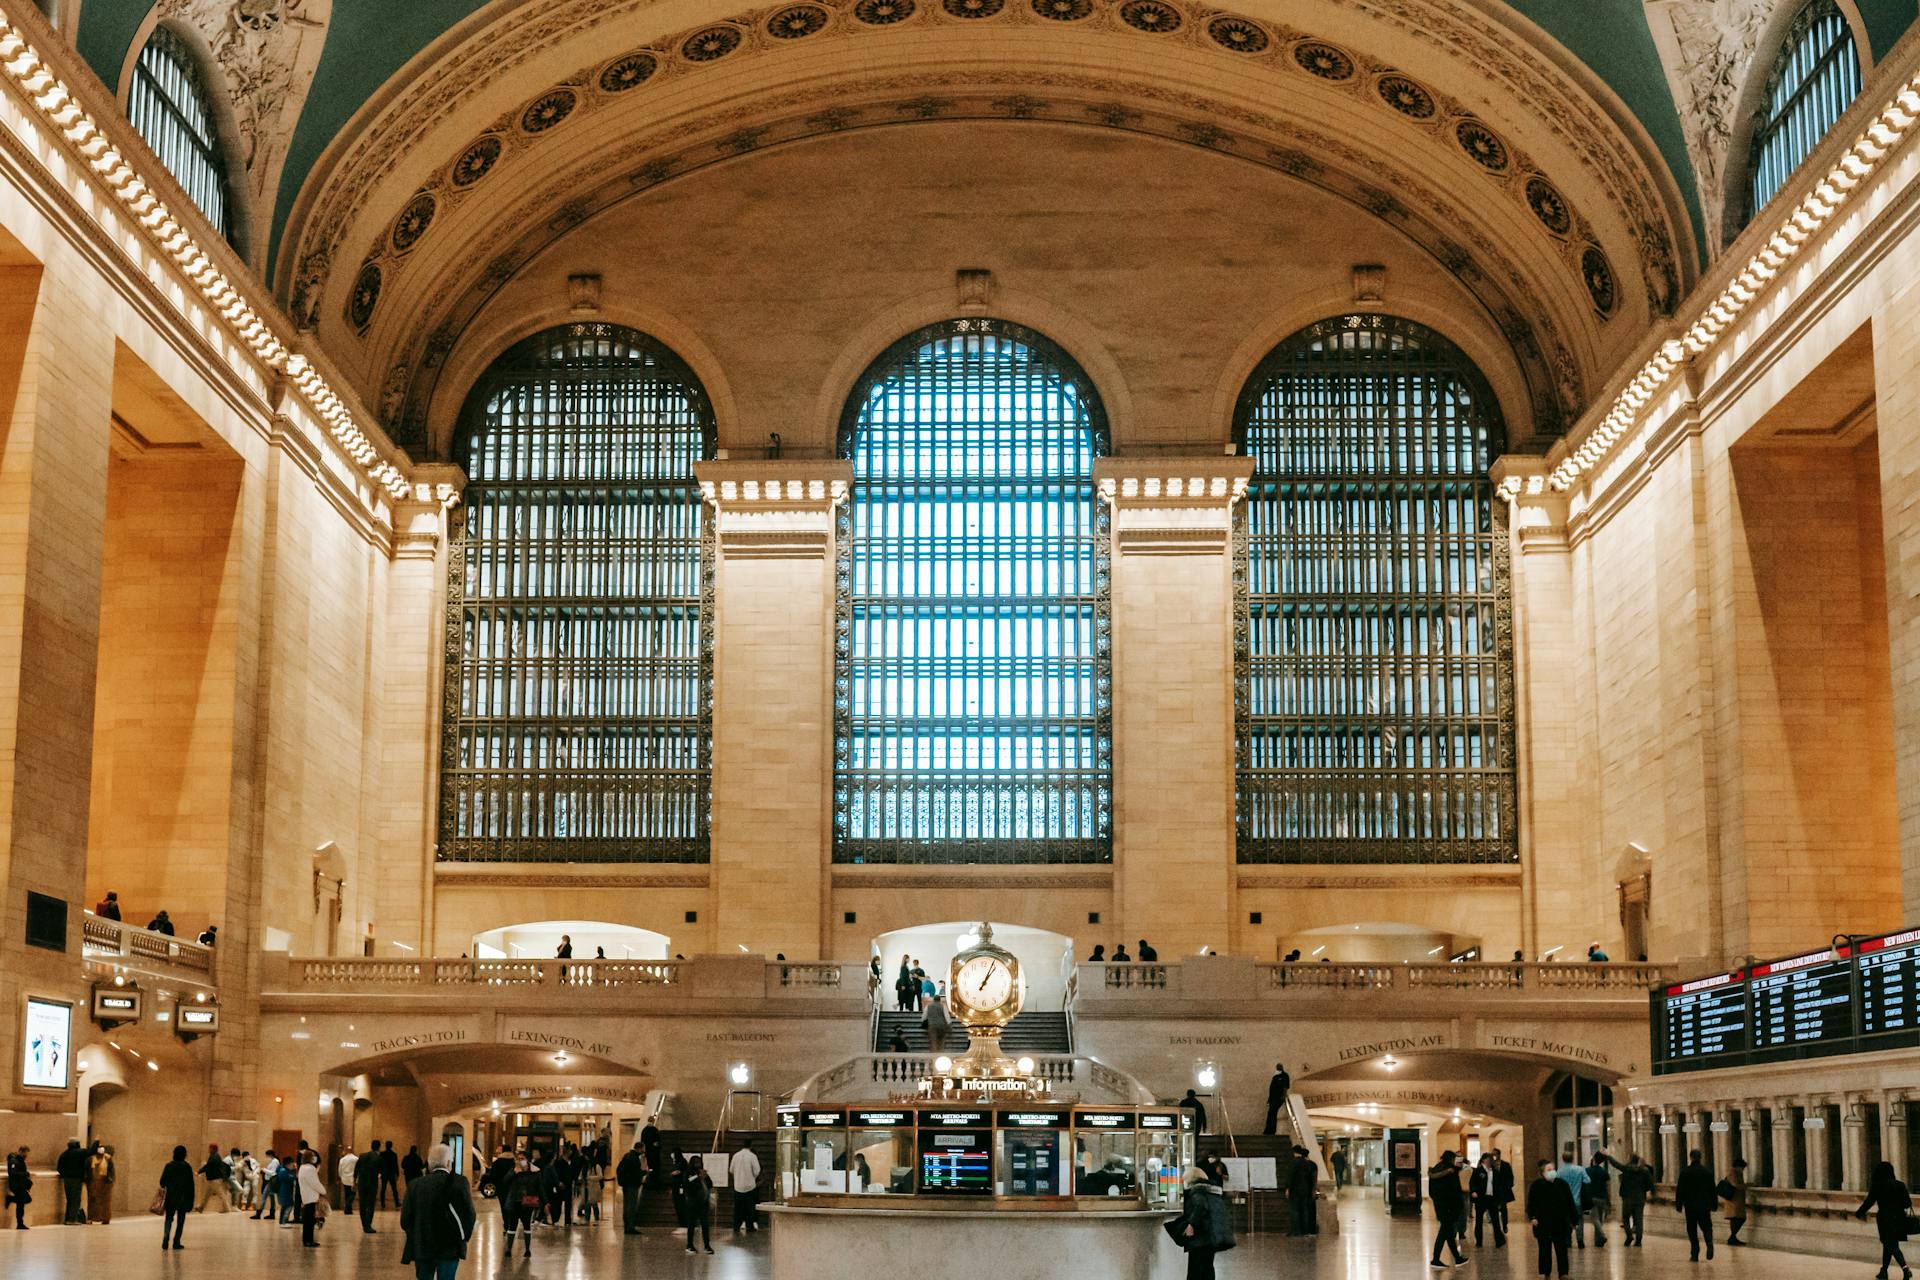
[1180,1089,1208,1134]
[401,1145,426,1188]
[401,1144,476,1276]
[1285,1145,1318,1236]
[1526,1159,1577,1279]
[1491,1151,1516,1230]
[641,1122,663,1186]
[616,1142,645,1234]
[1428,1151,1468,1267]
[1263,1064,1292,1135]
[1674,1149,1717,1261]
[1603,1150,1654,1245]
[158,1146,196,1250]
[380,1141,402,1207]
[355,1143,383,1232]
[55,1139,87,1224]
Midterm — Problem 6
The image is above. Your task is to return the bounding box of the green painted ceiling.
[70,0,1920,277]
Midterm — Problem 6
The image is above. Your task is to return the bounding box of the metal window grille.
[1750,0,1862,214]
[1233,314,1515,864]
[833,318,1112,864]
[128,27,232,240]
[438,323,714,863]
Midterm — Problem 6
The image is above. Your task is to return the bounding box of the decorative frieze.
[697,459,852,559]
[1094,456,1252,554]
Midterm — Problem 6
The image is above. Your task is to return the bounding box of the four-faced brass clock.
[948,922,1024,1030]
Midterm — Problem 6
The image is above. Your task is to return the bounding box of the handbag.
[1161,1215,1189,1246]
[148,1190,166,1216]
[1715,1178,1736,1201]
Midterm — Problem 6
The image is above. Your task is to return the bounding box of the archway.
[471,920,671,961]
[872,922,1075,1009]
[1278,921,1485,964]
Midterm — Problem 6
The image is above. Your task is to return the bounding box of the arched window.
[834,318,1111,864]
[127,26,234,241]
[440,323,714,862]
[1234,314,1513,864]
[1749,0,1863,214]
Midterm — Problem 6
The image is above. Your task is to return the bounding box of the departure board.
[918,1128,991,1194]
[1656,970,1748,1071]
[1750,947,1855,1056]
[1858,928,1920,1044]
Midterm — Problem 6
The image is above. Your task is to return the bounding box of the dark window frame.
[1748,0,1863,215]
[128,26,234,241]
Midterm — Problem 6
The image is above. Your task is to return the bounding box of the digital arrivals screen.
[918,1129,991,1194]
[1750,947,1854,1057]
[1858,929,1920,1045]
[1657,970,1748,1071]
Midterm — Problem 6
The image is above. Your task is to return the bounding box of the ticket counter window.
[997,1112,1069,1197]
[847,1109,916,1194]
[777,1109,850,1196]
[1073,1113,1138,1198]
[1138,1111,1192,1209]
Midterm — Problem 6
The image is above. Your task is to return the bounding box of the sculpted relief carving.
[157,0,334,258]
[1644,0,1779,250]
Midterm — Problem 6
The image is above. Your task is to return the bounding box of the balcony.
[81,911,217,995]
[1078,958,1673,1006]
[791,1053,1154,1105]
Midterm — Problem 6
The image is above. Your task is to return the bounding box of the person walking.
[616,1141,645,1234]
[502,1154,542,1259]
[275,1155,298,1224]
[1526,1159,1576,1280]
[400,1142,476,1280]
[1263,1063,1292,1135]
[1491,1150,1515,1231]
[356,1143,382,1232]
[1470,1153,1506,1248]
[1285,1145,1318,1235]
[56,1139,86,1223]
[1722,1156,1748,1246]
[1330,1146,1349,1191]
[253,1152,278,1219]
[1428,1150,1468,1269]
[580,1151,604,1224]
[5,1148,31,1230]
[1605,1150,1653,1245]
[239,1151,260,1211]
[158,1145,195,1249]
[679,1154,714,1255]
[923,993,953,1055]
[85,1142,115,1223]
[1585,1149,1613,1244]
[196,1144,231,1213]
[1555,1146,1593,1246]
[402,1144,426,1190]
[381,1140,402,1207]
[1177,1164,1234,1280]
[95,891,121,921]
[296,1150,326,1247]
[1675,1149,1717,1261]
[1858,1160,1915,1280]
[728,1136,762,1234]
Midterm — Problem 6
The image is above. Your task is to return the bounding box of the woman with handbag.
[1857,1160,1915,1280]
[158,1145,195,1249]
[502,1155,543,1260]
[678,1154,715,1255]
[1176,1164,1235,1280]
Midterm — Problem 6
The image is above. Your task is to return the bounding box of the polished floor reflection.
[0,1192,1875,1279]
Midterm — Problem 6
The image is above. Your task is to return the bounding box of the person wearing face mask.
[1526,1159,1576,1279]
[502,1155,543,1259]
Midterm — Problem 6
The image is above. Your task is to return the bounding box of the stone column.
[1772,1104,1798,1189]
[1660,1109,1682,1181]
[1095,458,1251,957]
[1807,1098,1832,1190]
[1492,460,1584,956]
[698,461,849,960]
[1633,1107,1658,1166]
[1738,1107,1764,1183]
[0,263,113,1152]
[1889,1093,1910,1183]
[1842,1096,1868,1192]
[1871,281,1920,914]
[375,466,463,952]
[1710,1106,1733,1176]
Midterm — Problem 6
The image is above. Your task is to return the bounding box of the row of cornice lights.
[1495,73,1920,502]
[0,16,418,505]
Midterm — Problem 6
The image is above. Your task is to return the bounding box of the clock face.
[955,956,1015,1012]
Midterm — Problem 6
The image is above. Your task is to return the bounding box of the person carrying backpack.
[401,1143,476,1280]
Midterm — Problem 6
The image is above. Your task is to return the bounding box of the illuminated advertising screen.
[22,997,71,1089]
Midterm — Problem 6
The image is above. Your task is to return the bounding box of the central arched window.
[128,26,234,242]
[1749,0,1862,214]
[440,323,714,863]
[834,318,1111,864]
[1234,314,1514,864]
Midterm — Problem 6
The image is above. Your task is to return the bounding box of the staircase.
[615,1129,778,1230]
[872,1009,1071,1054]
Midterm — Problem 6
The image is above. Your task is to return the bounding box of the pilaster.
[1096,457,1251,957]
[1873,280,1920,917]
[698,460,851,959]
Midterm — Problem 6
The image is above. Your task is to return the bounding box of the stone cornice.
[697,459,852,560]
[1095,456,1254,509]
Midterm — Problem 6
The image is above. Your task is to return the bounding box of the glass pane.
[1749,1,1862,213]
[129,28,231,239]
[834,318,1112,864]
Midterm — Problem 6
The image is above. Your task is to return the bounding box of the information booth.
[775,1102,1193,1206]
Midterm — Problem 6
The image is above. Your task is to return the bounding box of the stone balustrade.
[792,1053,1155,1105]
[269,953,869,1002]
[81,911,216,989]
[1090,959,1672,998]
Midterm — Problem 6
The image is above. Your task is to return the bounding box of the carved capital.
[1095,456,1254,555]
[697,459,852,560]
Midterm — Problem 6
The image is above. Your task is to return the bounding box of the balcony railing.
[791,1053,1155,1105]
[273,955,870,999]
[1089,959,1673,1000]
[82,911,215,981]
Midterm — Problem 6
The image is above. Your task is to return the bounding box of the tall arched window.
[834,318,1111,864]
[1749,0,1863,214]
[128,27,234,241]
[440,323,714,863]
[1234,314,1513,864]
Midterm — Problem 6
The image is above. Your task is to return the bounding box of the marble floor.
[0,1195,1881,1279]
